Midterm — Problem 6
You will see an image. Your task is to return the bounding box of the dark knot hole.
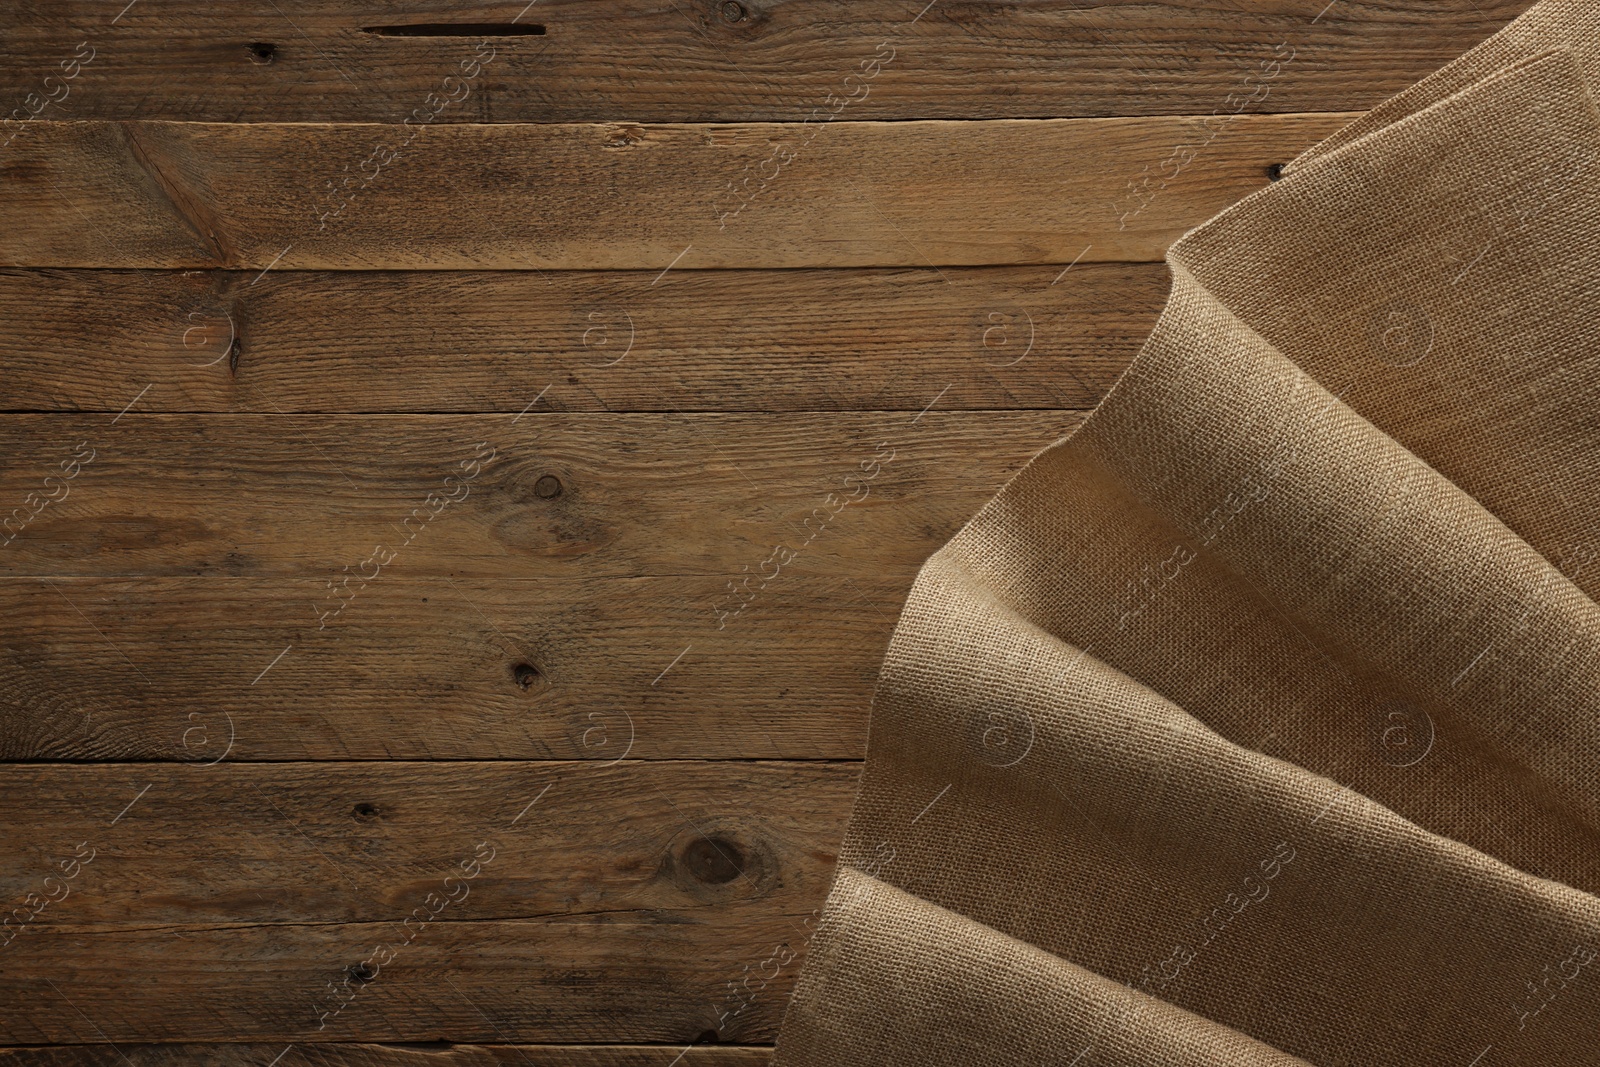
[683,835,745,884]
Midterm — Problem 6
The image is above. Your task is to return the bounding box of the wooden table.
[0,2,1527,1062]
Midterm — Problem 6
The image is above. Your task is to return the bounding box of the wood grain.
[0,412,1077,579]
[0,265,1165,413]
[0,575,899,761]
[0,762,850,926]
[0,0,1527,123]
[0,116,1351,269]
[0,0,1520,1059]
[0,916,796,1043]
[0,1048,769,1066]
[0,762,845,1044]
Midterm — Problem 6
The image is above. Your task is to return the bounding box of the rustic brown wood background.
[0,1,1530,1063]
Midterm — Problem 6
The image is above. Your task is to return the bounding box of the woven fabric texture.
[771,3,1600,1064]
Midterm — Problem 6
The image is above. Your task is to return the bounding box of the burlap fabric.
[771,3,1600,1063]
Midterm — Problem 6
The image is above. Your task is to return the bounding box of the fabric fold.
[800,551,1600,1064]
[773,2,1600,1064]
[781,867,1314,1067]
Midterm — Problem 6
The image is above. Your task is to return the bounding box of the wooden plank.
[0,0,1528,123]
[0,762,844,1044]
[0,762,849,926]
[0,116,1351,269]
[0,575,898,760]
[0,265,1164,413]
[0,916,798,1043]
[0,122,220,267]
[0,413,1075,579]
[0,1048,769,1066]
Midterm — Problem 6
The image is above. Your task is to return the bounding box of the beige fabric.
[773,3,1600,1064]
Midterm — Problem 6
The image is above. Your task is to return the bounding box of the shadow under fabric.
[770,2,1600,1064]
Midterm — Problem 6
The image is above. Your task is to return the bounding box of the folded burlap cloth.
[771,2,1600,1064]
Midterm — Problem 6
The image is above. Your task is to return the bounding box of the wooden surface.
[0,1049,769,1066]
[6,116,1353,269]
[0,266,1164,411]
[0,1,1531,1061]
[0,763,848,1043]
[0,0,1526,122]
